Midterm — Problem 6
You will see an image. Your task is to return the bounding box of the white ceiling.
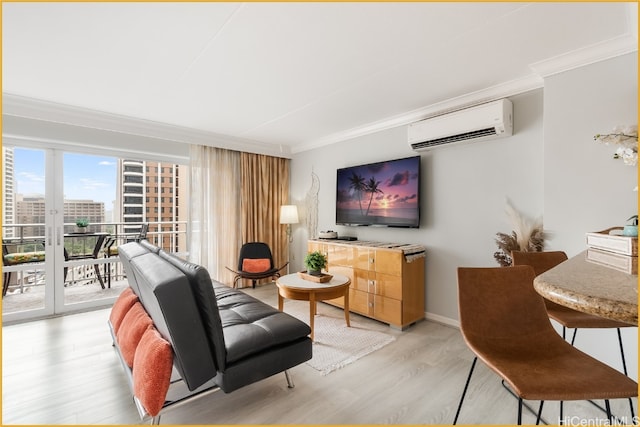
[2,2,638,155]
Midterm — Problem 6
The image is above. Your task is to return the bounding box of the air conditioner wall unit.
[408,98,513,151]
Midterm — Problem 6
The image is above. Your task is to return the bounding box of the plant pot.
[622,225,638,237]
[76,227,87,234]
[307,269,322,276]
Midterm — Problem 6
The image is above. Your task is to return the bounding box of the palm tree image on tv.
[347,173,384,217]
[348,172,366,216]
[365,177,383,216]
[337,157,420,227]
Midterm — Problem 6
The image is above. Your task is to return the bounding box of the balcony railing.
[2,221,187,311]
[3,221,186,249]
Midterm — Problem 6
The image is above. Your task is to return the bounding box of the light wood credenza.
[307,239,426,329]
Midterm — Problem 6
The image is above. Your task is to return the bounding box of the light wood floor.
[2,283,636,425]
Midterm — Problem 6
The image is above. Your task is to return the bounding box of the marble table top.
[277,273,350,290]
[533,250,638,326]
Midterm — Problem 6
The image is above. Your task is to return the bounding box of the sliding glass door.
[2,147,58,322]
[61,152,119,311]
[3,143,187,323]
[2,147,119,323]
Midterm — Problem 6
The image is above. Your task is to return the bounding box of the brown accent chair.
[453,265,637,425]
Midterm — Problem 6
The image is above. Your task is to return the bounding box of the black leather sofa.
[110,240,312,423]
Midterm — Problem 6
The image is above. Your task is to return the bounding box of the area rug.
[282,301,396,376]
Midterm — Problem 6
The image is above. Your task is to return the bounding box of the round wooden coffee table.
[276,273,351,341]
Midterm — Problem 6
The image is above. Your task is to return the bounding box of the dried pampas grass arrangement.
[494,199,544,267]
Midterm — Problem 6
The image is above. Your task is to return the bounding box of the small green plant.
[304,251,327,274]
[75,218,89,228]
[627,215,638,226]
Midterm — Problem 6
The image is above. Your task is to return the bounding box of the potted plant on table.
[304,251,327,276]
[75,218,89,233]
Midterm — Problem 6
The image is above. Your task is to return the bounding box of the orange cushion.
[117,302,153,368]
[242,258,270,273]
[133,328,173,417]
[109,288,139,334]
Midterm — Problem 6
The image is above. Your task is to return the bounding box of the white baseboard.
[425,312,460,329]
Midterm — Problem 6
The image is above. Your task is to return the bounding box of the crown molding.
[4,30,636,157]
[2,94,292,158]
[292,74,544,153]
[529,33,638,78]
[293,34,638,153]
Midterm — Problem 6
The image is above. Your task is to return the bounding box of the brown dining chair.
[511,250,635,418]
[453,265,637,425]
[512,251,633,343]
[512,252,634,358]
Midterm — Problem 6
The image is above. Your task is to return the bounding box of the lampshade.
[280,205,299,224]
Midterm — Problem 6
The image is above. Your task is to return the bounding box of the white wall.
[544,53,638,253]
[290,89,545,323]
[290,53,638,380]
[543,52,638,380]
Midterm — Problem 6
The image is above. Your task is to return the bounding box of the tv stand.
[308,239,425,329]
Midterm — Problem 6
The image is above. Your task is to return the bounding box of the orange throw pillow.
[242,258,270,273]
[133,328,173,417]
[117,302,153,368]
[109,287,139,334]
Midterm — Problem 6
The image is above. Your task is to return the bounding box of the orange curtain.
[240,152,290,276]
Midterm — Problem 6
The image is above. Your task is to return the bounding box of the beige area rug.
[281,301,396,376]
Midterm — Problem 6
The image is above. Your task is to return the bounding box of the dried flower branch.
[493,199,544,266]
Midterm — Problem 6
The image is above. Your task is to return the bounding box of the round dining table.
[533,250,637,326]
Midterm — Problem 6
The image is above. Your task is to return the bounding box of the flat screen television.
[336,155,421,228]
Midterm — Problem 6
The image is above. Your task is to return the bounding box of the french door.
[2,147,118,323]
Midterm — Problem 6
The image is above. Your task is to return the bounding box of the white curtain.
[188,145,241,285]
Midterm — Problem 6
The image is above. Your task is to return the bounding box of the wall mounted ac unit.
[408,98,513,151]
